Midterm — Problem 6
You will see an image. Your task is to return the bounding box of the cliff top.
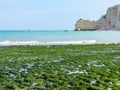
[111,4,120,8]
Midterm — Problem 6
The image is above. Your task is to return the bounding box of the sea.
[0,30,120,46]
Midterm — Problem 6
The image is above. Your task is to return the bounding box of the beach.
[0,44,120,89]
[0,30,120,89]
[1,0,120,89]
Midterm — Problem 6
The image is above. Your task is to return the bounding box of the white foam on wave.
[0,41,43,46]
[46,40,96,45]
[0,40,97,46]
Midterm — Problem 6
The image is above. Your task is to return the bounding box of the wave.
[0,40,97,46]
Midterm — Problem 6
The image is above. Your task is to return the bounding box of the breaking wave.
[0,40,97,46]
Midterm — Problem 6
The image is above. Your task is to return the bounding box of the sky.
[0,0,120,30]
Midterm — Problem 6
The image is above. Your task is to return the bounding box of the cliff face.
[75,19,99,30]
[75,4,120,30]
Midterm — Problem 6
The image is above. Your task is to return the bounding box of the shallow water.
[1,30,120,45]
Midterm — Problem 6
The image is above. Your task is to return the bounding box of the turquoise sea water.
[0,30,120,45]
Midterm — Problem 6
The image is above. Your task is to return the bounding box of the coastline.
[0,40,96,46]
[1,30,120,46]
[0,40,119,46]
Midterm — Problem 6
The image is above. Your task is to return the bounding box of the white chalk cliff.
[75,4,120,30]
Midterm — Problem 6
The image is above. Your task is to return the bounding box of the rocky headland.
[75,4,120,31]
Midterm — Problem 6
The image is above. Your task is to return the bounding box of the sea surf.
[0,30,120,46]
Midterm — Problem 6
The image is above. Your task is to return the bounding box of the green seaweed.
[0,44,120,89]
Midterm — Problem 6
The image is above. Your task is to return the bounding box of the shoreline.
[0,40,119,46]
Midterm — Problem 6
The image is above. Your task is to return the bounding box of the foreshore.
[0,44,120,89]
[0,40,119,46]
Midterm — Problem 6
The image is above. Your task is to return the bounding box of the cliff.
[75,4,120,30]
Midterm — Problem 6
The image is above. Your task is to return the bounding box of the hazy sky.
[0,0,120,30]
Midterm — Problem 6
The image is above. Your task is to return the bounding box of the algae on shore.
[0,44,120,89]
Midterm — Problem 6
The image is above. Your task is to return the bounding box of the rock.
[75,19,99,30]
[75,4,120,31]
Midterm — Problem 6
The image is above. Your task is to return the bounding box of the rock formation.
[75,4,120,30]
[75,19,100,30]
